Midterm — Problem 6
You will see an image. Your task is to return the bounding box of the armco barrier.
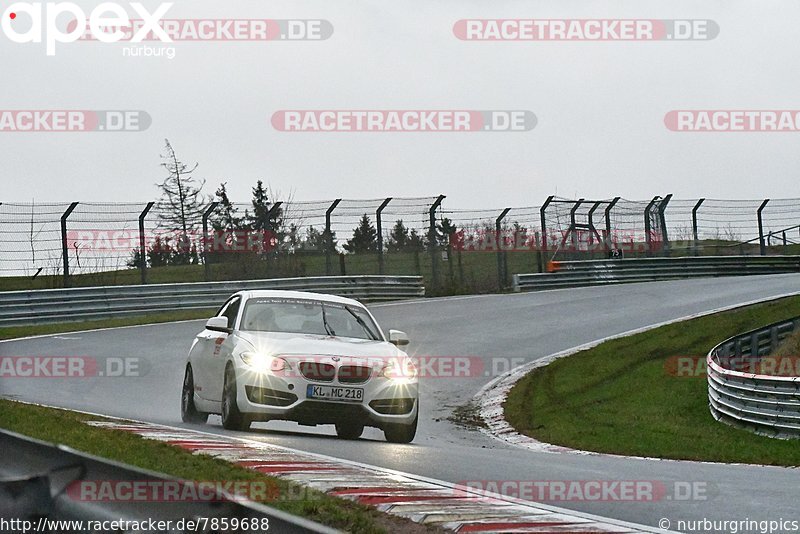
[513,255,800,292]
[0,275,425,328]
[0,428,333,533]
[707,316,800,438]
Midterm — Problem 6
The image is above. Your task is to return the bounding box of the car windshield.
[240,298,381,341]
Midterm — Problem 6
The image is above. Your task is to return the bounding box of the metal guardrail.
[0,428,334,533]
[0,275,425,328]
[513,255,800,292]
[707,317,800,438]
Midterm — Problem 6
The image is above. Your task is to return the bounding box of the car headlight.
[240,352,290,373]
[378,358,417,382]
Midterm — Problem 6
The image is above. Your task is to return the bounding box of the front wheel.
[384,415,417,444]
[335,421,364,440]
[221,365,250,431]
[181,365,208,424]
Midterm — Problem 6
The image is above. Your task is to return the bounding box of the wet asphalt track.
[2,274,800,529]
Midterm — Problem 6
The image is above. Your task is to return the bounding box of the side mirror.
[206,316,231,333]
[388,329,410,347]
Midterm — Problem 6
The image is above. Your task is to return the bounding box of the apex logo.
[1,2,173,56]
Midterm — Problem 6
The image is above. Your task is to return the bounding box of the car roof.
[236,290,367,308]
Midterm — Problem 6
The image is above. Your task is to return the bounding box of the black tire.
[384,415,417,444]
[221,365,250,431]
[181,365,208,424]
[335,421,364,440]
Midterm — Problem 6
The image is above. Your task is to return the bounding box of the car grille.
[299,362,336,382]
[337,365,372,384]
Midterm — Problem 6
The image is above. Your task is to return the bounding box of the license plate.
[306,385,364,402]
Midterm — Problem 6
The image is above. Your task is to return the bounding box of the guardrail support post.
[644,196,660,257]
[202,202,219,282]
[658,194,672,257]
[60,202,79,288]
[376,197,391,274]
[757,199,770,256]
[692,198,705,256]
[604,197,620,254]
[496,208,511,289]
[325,199,342,275]
[138,202,155,284]
[539,195,554,271]
[429,195,446,293]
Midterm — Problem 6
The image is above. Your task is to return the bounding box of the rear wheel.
[335,421,364,440]
[221,365,250,431]
[384,415,417,444]
[181,365,208,424]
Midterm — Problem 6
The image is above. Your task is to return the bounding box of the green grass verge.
[0,399,440,534]
[504,295,800,466]
[0,309,216,340]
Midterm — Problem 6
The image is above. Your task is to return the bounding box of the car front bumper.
[234,366,418,428]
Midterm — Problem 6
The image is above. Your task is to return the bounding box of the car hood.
[234,331,406,361]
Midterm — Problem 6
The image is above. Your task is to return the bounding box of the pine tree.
[344,214,378,253]
[212,182,241,230]
[246,180,284,253]
[437,218,457,246]
[387,220,409,252]
[303,226,336,252]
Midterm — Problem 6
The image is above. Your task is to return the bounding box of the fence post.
[644,196,659,257]
[495,208,511,289]
[60,202,79,288]
[138,202,155,284]
[265,201,283,259]
[757,199,770,256]
[376,197,391,274]
[539,195,554,271]
[692,198,705,256]
[428,195,446,293]
[567,198,584,258]
[604,197,620,253]
[587,201,602,258]
[325,199,342,275]
[202,202,219,282]
[658,194,672,257]
[266,202,283,231]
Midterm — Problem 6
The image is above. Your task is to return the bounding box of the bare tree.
[156,139,206,263]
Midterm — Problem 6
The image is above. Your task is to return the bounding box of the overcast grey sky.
[1,1,798,208]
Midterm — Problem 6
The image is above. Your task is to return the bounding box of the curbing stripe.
[87,420,668,533]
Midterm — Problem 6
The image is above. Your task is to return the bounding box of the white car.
[181,290,419,443]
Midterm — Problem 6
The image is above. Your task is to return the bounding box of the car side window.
[218,297,241,330]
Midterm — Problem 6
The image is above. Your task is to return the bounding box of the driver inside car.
[246,307,278,332]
